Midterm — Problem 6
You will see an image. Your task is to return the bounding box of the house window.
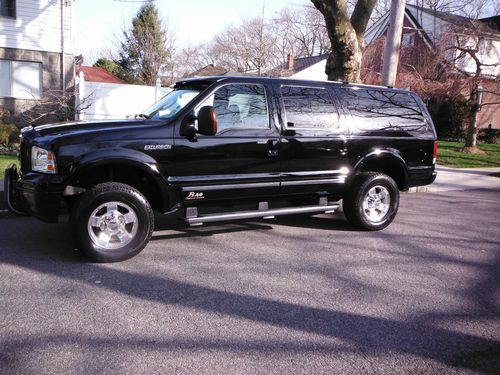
[401,33,415,48]
[0,60,42,99]
[0,0,16,18]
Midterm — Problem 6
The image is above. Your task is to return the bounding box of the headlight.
[31,146,57,174]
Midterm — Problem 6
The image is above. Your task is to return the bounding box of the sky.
[74,0,309,64]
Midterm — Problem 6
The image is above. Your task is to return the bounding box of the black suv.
[5,76,437,262]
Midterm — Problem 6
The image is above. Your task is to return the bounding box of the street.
[0,189,499,374]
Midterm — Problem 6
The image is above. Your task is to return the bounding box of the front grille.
[20,140,30,174]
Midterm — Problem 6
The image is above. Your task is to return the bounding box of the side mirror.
[180,112,197,137]
[198,106,217,136]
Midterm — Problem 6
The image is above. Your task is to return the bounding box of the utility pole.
[382,0,406,87]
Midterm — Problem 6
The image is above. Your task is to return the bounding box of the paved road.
[1,189,499,374]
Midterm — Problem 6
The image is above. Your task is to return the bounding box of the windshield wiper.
[133,113,151,119]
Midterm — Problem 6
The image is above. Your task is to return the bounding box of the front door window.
[197,83,269,133]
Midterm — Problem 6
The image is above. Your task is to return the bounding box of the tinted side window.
[199,83,269,132]
[281,86,339,129]
[339,88,426,131]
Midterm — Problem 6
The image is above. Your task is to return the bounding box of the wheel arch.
[352,149,409,190]
[67,152,172,212]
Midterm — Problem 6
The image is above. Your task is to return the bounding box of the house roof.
[265,53,329,77]
[77,66,126,84]
[479,15,500,31]
[185,64,229,78]
[184,64,257,78]
[365,4,500,46]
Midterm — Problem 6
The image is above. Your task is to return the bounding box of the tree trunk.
[465,107,478,148]
[325,25,362,82]
[312,0,377,82]
[463,84,482,152]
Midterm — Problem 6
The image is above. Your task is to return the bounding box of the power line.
[112,0,151,3]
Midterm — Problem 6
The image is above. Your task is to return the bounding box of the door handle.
[340,140,347,155]
[267,139,279,157]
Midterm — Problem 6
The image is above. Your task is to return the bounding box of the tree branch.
[351,0,378,37]
[480,101,500,107]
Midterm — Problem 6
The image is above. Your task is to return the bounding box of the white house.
[279,5,500,81]
[266,54,329,81]
[366,4,500,78]
[0,0,75,121]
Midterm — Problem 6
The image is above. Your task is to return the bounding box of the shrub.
[427,96,469,141]
[0,124,20,153]
[478,128,500,144]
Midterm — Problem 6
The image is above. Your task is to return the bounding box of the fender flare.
[352,148,410,189]
[66,148,174,211]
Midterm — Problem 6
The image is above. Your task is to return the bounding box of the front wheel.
[343,172,399,230]
[71,182,154,262]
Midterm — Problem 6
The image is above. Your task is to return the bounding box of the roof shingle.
[77,66,126,84]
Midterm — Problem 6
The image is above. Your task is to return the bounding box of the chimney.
[287,54,294,70]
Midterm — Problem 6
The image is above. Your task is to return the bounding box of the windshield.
[143,89,201,119]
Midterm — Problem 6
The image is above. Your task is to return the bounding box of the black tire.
[70,182,154,262]
[343,172,399,231]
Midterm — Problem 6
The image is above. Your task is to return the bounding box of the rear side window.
[281,86,339,129]
[338,88,426,131]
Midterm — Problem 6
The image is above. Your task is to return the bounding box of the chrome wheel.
[362,185,391,223]
[87,201,138,250]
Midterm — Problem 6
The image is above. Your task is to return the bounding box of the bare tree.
[172,44,213,79]
[271,6,330,60]
[439,22,500,150]
[412,0,496,18]
[362,18,499,151]
[18,90,94,126]
[172,5,332,79]
[207,16,279,74]
[311,0,378,82]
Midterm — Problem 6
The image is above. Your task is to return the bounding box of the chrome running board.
[184,200,339,226]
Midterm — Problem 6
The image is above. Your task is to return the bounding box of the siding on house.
[455,38,500,77]
[0,0,75,125]
[0,0,73,54]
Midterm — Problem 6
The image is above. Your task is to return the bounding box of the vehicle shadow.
[0,215,498,373]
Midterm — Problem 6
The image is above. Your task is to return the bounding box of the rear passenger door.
[276,84,350,196]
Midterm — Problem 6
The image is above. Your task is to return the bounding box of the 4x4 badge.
[186,192,204,200]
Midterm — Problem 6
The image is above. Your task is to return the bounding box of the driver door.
[171,81,281,202]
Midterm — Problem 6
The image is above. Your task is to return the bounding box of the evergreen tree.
[93,58,128,82]
[118,2,172,85]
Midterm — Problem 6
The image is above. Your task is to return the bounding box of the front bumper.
[4,164,66,222]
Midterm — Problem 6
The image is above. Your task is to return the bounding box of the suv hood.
[33,118,153,137]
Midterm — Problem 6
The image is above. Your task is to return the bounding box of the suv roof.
[174,76,410,94]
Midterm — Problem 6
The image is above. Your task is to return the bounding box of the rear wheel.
[71,182,154,262]
[343,172,399,230]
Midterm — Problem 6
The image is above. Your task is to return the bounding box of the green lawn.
[437,141,500,168]
[0,154,18,180]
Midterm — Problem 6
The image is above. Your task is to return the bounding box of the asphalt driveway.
[0,189,499,374]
